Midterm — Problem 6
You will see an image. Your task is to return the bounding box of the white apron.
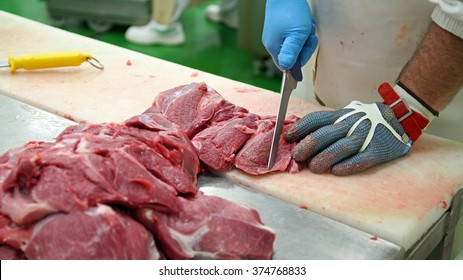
[292,0,463,142]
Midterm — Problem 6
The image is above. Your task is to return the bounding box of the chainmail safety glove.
[285,83,433,176]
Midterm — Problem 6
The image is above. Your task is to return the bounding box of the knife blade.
[267,61,303,169]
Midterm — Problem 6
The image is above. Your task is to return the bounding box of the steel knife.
[267,61,303,169]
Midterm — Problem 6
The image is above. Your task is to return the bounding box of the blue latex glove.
[262,0,318,70]
[285,101,412,176]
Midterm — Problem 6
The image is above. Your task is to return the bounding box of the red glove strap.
[378,82,430,142]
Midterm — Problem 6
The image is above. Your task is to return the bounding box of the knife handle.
[289,60,303,82]
[8,51,92,73]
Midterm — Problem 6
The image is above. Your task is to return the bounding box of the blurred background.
[0,0,282,92]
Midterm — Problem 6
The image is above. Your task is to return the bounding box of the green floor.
[0,0,282,92]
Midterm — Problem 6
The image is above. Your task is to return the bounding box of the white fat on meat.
[167,225,215,259]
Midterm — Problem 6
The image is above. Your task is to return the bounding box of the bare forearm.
[398,22,463,112]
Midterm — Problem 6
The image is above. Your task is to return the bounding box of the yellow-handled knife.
[0,51,104,73]
[267,61,303,169]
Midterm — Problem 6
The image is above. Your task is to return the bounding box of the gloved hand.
[285,101,411,176]
[285,83,433,176]
[262,0,318,71]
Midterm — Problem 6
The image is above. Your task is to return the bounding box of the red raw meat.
[0,123,192,225]
[0,90,276,260]
[0,205,161,260]
[136,193,275,260]
[154,83,225,138]
[235,116,305,175]
[154,82,305,175]
[192,114,259,171]
[0,245,24,260]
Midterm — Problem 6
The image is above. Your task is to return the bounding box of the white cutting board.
[1,11,462,252]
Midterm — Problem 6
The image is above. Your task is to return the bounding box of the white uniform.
[293,0,463,143]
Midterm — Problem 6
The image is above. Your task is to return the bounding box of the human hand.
[262,0,318,71]
[285,101,413,176]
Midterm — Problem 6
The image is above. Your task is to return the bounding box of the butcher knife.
[267,61,303,169]
[0,51,104,73]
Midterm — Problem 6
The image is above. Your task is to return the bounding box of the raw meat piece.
[124,109,178,132]
[209,102,250,124]
[0,142,62,224]
[0,121,203,224]
[0,205,161,260]
[136,193,275,260]
[0,136,179,224]
[0,245,24,260]
[192,114,259,170]
[0,142,53,191]
[142,106,162,114]
[61,122,199,195]
[154,83,228,138]
[0,83,277,260]
[154,82,304,175]
[235,116,305,175]
[72,121,196,167]
[124,112,200,191]
[0,214,24,260]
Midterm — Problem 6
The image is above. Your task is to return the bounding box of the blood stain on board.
[234,87,260,93]
[299,205,308,210]
[396,202,407,209]
[340,40,345,48]
[370,235,378,241]
[442,201,448,209]
[64,114,75,121]
[126,60,132,66]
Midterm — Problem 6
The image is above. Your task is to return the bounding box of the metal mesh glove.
[285,101,412,176]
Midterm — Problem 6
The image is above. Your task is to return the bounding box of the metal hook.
[86,57,104,70]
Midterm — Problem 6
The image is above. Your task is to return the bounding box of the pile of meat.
[155,83,304,174]
[0,82,300,260]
